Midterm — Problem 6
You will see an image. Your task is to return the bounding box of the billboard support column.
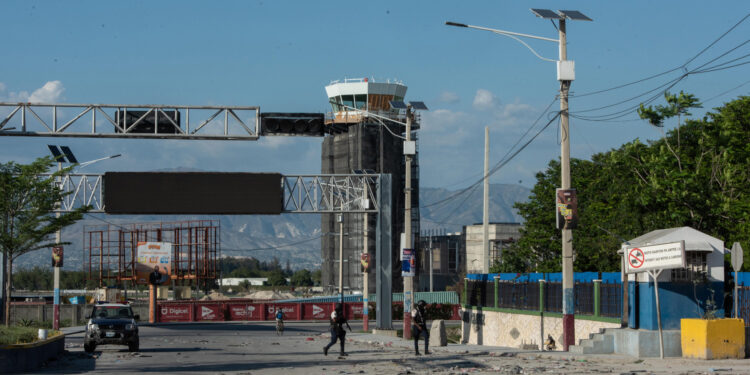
[149,284,156,323]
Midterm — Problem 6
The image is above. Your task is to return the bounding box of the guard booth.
[624,227,726,330]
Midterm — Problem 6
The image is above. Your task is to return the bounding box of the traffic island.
[0,332,65,373]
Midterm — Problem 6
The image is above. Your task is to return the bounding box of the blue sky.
[1,1,749,189]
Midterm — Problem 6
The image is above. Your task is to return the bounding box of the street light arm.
[76,154,122,170]
[446,21,559,43]
[446,21,558,62]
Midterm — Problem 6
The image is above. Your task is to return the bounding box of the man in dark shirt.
[324,303,351,357]
[412,300,430,355]
[149,265,163,285]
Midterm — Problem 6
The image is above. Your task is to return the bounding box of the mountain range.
[14,184,530,272]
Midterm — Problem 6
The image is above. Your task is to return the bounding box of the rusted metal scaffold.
[84,220,220,286]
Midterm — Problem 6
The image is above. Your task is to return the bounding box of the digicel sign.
[159,305,191,322]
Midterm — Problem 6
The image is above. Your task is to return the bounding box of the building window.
[671,251,708,282]
[448,239,458,271]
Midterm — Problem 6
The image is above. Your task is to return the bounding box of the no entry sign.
[625,241,686,274]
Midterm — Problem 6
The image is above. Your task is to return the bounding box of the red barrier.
[264,303,299,320]
[227,303,263,321]
[303,302,334,320]
[345,303,365,319]
[157,300,460,322]
[195,303,225,321]
[158,304,192,322]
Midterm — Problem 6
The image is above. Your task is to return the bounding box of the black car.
[84,303,140,352]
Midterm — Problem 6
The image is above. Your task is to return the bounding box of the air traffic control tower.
[321,78,421,295]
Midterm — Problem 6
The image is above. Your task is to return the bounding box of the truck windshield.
[92,306,133,319]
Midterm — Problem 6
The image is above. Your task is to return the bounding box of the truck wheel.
[128,340,139,352]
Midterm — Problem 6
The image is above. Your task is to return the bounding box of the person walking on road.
[412,300,430,355]
[324,303,351,357]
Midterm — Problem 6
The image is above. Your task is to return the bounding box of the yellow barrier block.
[681,318,745,359]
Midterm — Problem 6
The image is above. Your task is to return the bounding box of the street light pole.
[446,8,591,352]
[403,104,414,340]
[47,147,121,330]
[557,18,576,352]
[53,161,62,330]
[338,213,344,306]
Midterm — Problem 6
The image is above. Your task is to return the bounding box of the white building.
[464,223,522,274]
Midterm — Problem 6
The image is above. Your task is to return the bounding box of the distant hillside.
[14,184,530,271]
[420,184,530,233]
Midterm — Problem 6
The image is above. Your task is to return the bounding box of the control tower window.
[331,96,343,112]
[354,94,367,110]
[342,95,354,111]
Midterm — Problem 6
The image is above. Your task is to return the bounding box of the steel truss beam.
[282,174,379,213]
[0,103,259,140]
[50,173,380,214]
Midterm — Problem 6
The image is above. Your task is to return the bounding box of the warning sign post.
[624,240,685,359]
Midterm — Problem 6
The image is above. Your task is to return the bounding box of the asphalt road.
[36,322,750,374]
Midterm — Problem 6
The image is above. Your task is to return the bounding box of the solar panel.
[408,101,428,110]
[60,146,78,163]
[389,100,407,109]
[530,8,561,20]
[559,10,592,21]
[47,145,64,161]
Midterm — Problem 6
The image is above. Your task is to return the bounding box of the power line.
[571,13,750,99]
[703,78,750,104]
[422,108,561,211]
[420,97,558,210]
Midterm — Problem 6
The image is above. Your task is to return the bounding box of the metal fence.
[466,279,622,319]
[600,282,623,318]
[737,285,750,326]
[497,281,540,310]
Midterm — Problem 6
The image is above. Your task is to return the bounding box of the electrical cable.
[420,97,558,210]
[572,13,750,99]
[703,78,750,103]
[422,108,561,210]
[423,96,559,194]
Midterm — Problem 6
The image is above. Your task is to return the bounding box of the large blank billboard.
[104,172,282,214]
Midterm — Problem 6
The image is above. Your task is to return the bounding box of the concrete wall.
[611,328,682,357]
[461,307,620,350]
[10,303,148,325]
[0,334,65,373]
[628,281,724,330]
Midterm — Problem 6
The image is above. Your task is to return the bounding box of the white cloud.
[28,81,64,103]
[438,91,460,104]
[472,89,499,111]
[0,81,65,103]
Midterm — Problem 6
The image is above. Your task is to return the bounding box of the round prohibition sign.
[629,248,645,269]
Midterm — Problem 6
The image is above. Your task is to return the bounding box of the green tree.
[290,269,313,286]
[238,279,251,292]
[0,157,89,325]
[311,269,322,286]
[266,270,287,286]
[501,95,750,273]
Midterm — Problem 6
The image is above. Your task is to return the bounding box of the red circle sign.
[629,248,645,269]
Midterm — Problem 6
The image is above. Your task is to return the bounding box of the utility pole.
[558,18,575,351]
[363,182,369,331]
[429,232,433,292]
[53,160,62,331]
[403,104,414,340]
[483,126,490,273]
[338,213,344,305]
